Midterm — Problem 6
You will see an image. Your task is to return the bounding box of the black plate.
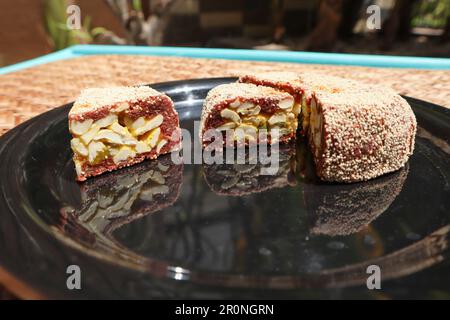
[0,78,449,299]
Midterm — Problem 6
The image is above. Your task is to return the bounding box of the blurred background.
[0,0,449,67]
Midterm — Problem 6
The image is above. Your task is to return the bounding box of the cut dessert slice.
[69,86,181,181]
[199,83,299,148]
[239,72,417,183]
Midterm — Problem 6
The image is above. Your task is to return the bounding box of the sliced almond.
[216,122,236,131]
[144,127,161,148]
[248,105,261,116]
[71,138,88,157]
[80,124,100,145]
[220,108,241,123]
[112,102,129,113]
[229,99,240,108]
[156,139,168,153]
[278,97,294,110]
[95,114,118,128]
[136,141,151,154]
[94,129,123,144]
[110,122,126,135]
[87,141,106,164]
[112,146,136,164]
[133,115,164,136]
[124,116,134,129]
[70,119,94,136]
[74,160,83,177]
[268,113,287,126]
[122,137,138,146]
[236,101,254,114]
[109,147,120,156]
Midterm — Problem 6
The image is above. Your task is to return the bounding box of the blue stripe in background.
[1,44,449,75]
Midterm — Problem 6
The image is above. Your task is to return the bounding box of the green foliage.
[412,0,450,29]
[43,0,111,50]
[132,0,143,12]
[44,0,76,50]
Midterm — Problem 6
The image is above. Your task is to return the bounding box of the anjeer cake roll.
[69,86,181,181]
[199,83,300,148]
[239,72,416,183]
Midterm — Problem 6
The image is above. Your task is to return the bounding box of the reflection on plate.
[306,164,409,237]
[203,143,296,196]
[59,155,183,256]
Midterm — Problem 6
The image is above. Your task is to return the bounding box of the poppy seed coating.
[240,72,417,183]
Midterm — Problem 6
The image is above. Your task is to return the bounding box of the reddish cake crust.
[69,86,181,182]
[239,72,417,183]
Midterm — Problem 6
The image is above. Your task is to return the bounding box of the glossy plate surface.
[0,78,449,299]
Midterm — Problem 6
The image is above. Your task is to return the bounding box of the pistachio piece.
[220,108,241,123]
[70,119,94,136]
[71,138,88,157]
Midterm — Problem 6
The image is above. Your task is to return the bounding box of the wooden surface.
[0,55,449,298]
[1,55,449,136]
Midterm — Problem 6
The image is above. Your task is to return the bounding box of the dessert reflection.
[57,140,449,290]
[60,154,183,254]
[203,143,297,196]
[306,165,409,237]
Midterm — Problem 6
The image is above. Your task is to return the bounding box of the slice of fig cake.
[69,86,181,181]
